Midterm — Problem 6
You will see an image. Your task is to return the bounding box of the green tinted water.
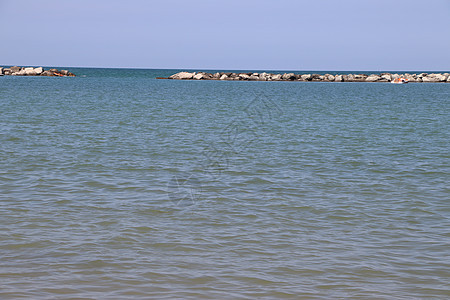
[0,69,449,298]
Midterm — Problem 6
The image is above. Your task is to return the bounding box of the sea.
[0,68,449,299]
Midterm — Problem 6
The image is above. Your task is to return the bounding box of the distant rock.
[162,70,450,83]
[239,73,250,80]
[366,74,381,82]
[24,67,36,76]
[272,74,282,81]
[282,73,296,80]
[169,72,195,80]
[34,67,43,75]
[334,75,343,82]
[193,73,204,80]
[10,66,22,73]
[301,74,312,81]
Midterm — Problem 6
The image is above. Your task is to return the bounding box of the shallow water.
[1,69,449,299]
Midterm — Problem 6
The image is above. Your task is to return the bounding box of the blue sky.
[1,0,449,71]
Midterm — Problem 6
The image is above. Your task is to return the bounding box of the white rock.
[334,75,343,82]
[301,74,311,81]
[193,73,204,80]
[422,75,440,82]
[366,74,380,82]
[169,72,195,80]
[220,74,228,80]
[272,74,282,81]
[34,67,43,75]
[239,73,250,80]
[327,74,335,81]
[24,67,36,75]
[381,74,392,81]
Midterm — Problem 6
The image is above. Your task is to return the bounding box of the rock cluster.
[0,66,75,77]
[166,71,450,83]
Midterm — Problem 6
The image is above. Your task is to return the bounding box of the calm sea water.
[1,68,449,299]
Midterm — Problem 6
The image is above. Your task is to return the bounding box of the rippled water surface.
[1,68,449,299]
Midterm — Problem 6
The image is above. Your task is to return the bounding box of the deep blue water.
[0,68,449,299]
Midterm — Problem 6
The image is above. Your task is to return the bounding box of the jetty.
[0,66,75,77]
[163,71,450,83]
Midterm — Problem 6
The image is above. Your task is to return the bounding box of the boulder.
[432,73,447,81]
[366,74,381,82]
[381,74,392,81]
[249,75,259,81]
[282,73,296,80]
[272,74,282,81]
[169,72,195,80]
[422,74,446,82]
[354,74,367,82]
[41,70,53,76]
[212,72,220,79]
[239,73,250,80]
[34,67,43,75]
[334,75,343,82]
[301,74,312,81]
[10,66,22,73]
[193,73,204,80]
[24,67,36,76]
[13,69,27,76]
[327,74,335,81]
[60,70,69,76]
[0,67,3,75]
[3,68,12,75]
[258,72,266,81]
[219,74,228,80]
[422,76,440,82]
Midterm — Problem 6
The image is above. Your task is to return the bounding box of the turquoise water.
[0,68,449,299]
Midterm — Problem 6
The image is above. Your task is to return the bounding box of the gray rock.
[249,75,259,81]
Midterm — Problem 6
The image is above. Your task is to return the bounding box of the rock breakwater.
[0,66,75,77]
[164,71,450,83]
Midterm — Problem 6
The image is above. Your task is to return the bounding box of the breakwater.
[164,71,450,82]
[0,66,75,77]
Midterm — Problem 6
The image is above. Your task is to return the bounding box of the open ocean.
[1,68,449,299]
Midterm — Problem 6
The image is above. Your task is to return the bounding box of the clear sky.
[1,0,449,71]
